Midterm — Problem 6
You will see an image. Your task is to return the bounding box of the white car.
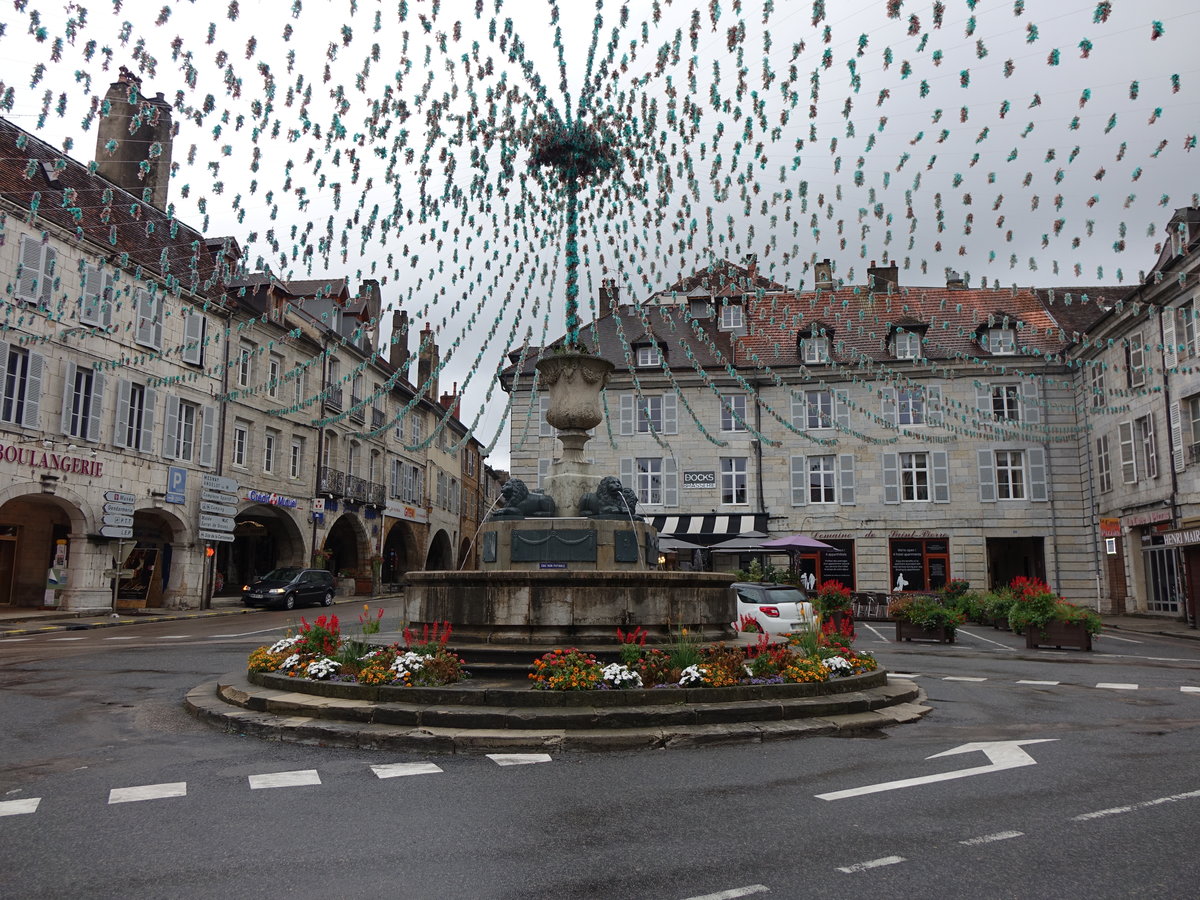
[732,582,817,638]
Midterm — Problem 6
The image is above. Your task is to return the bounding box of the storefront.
[217,489,307,594]
[888,536,950,593]
[382,500,428,584]
[793,536,856,590]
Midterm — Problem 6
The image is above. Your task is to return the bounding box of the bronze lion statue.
[487,478,556,520]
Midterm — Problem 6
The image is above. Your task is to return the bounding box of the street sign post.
[102,514,134,528]
[102,501,135,516]
[103,491,136,504]
[198,529,235,543]
[200,489,239,505]
[201,473,239,494]
[99,525,133,539]
[199,500,238,516]
[198,513,236,532]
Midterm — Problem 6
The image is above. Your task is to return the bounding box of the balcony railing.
[324,385,343,412]
[317,466,344,496]
[1189,443,1200,464]
[367,481,386,506]
[346,474,367,502]
[371,407,386,430]
[350,395,365,424]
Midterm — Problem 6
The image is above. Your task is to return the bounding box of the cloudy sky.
[2,0,1194,466]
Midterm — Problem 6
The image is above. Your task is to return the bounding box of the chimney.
[814,258,834,290]
[598,279,619,320]
[389,309,410,377]
[95,68,174,210]
[744,253,758,286]
[439,382,459,411]
[867,260,899,292]
[416,323,440,400]
[945,269,967,289]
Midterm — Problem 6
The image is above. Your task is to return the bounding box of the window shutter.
[620,457,634,493]
[977,449,996,502]
[182,312,205,365]
[17,235,42,302]
[141,388,157,453]
[133,289,151,345]
[150,297,163,350]
[932,450,950,503]
[537,457,550,490]
[926,386,943,426]
[40,247,56,306]
[199,405,216,466]
[881,387,897,426]
[1118,421,1137,483]
[539,395,554,437]
[81,264,103,325]
[162,395,180,459]
[620,393,634,435]
[663,457,678,506]
[791,455,807,505]
[663,393,678,434]
[882,452,900,504]
[99,272,114,328]
[60,360,77,435]
[1163,309,1179,369]
[838,453,856,505]
[976,382,991,417]
[1170,400,1186,473]
[113,379,132,448]
[791,392,804,428]
[835,391,850,429]
[22,350,44,430]
[1028,447,1048,501]
[86,373,105,442]
[1021,380,1041,426]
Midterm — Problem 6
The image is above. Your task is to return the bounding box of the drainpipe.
[753,379,766,520]
[311,338,329,570]
[1079,368,1104,610]
[1158,310,1191,627]
[202,302,234,610]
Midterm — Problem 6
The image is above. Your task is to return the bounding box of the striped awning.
[649,513,768,546]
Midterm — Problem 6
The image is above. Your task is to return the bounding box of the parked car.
[243,567,336,610]
[732,582,816,638]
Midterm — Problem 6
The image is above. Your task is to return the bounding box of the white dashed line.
[1072,789,1200,822]
[838,856,905,874]
[888,673,920,679]
[944,676,986,682]
[371,762,443,779]
[0,638,31,642]
[1182,686,1200,694]
[1099,633,1143,644]
[0,798,40,817]
[1016,680,1060,685]
[681,885,769,900]
[954,628,1013,649]
[104,636,136,640]
[108,782,187,804]
[1097,682,1138,691]
[960,830,1023,846]
[487,753,552,767]
[248,769,321,790]
[49,637,86,641]
[157,635,190,640]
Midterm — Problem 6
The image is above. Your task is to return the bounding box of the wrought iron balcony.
[324,385,343,412]
[371,407,386,430]
[317,466,344,496]
[346,474,368,502]
[367,481,386,506]
[350,396,365,424]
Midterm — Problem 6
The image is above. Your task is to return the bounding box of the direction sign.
[198,514,236,532]
[103,502,135,516]
[198,529,235,543]
[199,500,238,516]
[201,489,239,505]
[104,490,136,504]
[102,569,136,579]
[102,514,134,527]
[201,473,239,494]
[99,525,134,539]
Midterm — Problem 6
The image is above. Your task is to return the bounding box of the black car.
[242,567,336,610]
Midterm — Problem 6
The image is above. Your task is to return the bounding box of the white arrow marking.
[816,739,1058,801]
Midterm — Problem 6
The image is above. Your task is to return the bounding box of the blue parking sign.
[166,466,187,504]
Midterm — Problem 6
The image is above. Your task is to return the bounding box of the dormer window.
[688,297,713,319]
[719,302,744,330]
[983,327,1016,355]
[636,344,662,367]
[893,330,923,360]
[799,334,830,364]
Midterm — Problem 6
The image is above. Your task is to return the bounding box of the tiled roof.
[661,258,789,296]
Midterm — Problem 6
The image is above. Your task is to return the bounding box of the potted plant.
[888,595,965,643]
[978,588,1016,629]
[813,580,853,631]
[1007,577,1100,650]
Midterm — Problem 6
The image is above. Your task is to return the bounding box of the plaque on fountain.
[511,529,598,563]
[614,530,639,563]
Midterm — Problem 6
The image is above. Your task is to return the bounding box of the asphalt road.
[2,608,1199,899]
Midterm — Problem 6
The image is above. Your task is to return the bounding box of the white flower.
[268,636,300,654]
[678,665,708,686]
[822,655,852,676]
[358,649,382,661]
[305,657,341,679]
[391,651,426,676]
[601,663,643,689]
[278,653,300,670]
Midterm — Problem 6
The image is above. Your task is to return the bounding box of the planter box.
[895,620,954,643]
[1025,620,1093,651]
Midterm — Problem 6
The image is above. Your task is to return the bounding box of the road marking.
[1072,788,1200,822]
[0,638,32,642]
[0,798,40,817]
[248,769,321,790]
[837,856,905,874]
[955,628,1013,649]
[108,782,187,804]
[49,637,86,641]
[1017,680,1061,685]
[371,762,443,779]
[817,740,1058,801]
[888,672,920,678]
[681,885,769,900]
[104,636,136,640]
[157,635,190,640]
[1099,633,1142,644]
[1097,682,1138,690]
[959,830,1023,846]
[944,676,987,682]
[861,623,890,641]
[487,753,552,767]
[1182,686,1200,694]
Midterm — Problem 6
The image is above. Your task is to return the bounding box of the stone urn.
[535,351,614,462]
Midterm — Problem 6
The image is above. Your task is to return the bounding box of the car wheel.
[283,593,295,611]
[321,590,334,607]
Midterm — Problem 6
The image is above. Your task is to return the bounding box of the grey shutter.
[1028,447,1048,501]
[838,453,856,505]
[141,388,157,453]
[113,379,132,448]
[1021,380,1041,426]
[882,452,900,504]
[537,458,550,490]
[81,264,102,325]
[199,405,216,466]
[926,385,943,426]
[881,387,897,426]
[539,395,554,437]
[663,393,678,434]
[620,393,634,435]
[977,449,997,502]
[99,271,114,327]
[1118,421,1136,483]
[86,373,104,442]
[932,450,950,503]
[17,235,41,301]
[60,360,77,435]
[620,457,634,494]
[150,296,163,350]
[182,312,205,364]
[40,247,56,306]
[835,391,850,429]
[21,350,43,430]
[791,455,807,505]
[134,289,151,345]
[1170,400,1186,473]
[663,457,678,506]
[976,382,991,418]
[1164,308,1179,369]
[791,392,804,428]
[162,394,180,459]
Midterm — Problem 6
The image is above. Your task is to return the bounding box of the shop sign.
[683,471,716,489]
[1123,509,1172,528]
[0,441,104,476]
[1099,517,1121,537]
[1161,529,1200,547]
[246,489,299,509]
[384,500,428,524]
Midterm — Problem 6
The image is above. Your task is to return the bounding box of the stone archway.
[118,507,186,609]
[0,492,76,608]
[425,529,454,571]
[322,512,370,577]
[219,504,307,594]
[458,536,473,571]
[381,519,417,584]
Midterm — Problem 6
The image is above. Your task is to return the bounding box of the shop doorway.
[425,529,453,570]
[0,495,75,608]
[986,536,1047,590]
[889,538,951,593]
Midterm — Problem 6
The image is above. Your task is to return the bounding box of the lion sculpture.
[487,478,556,520]
[578,475,641,520]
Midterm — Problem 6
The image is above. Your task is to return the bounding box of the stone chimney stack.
[95,67,174,210]
[814,258,834,290]
[946,269,968,289]
[598,279,619,320]
[867,260,899,292]
[389,309,410,377]
[416,323,440,400]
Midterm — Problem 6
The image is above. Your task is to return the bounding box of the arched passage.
[458,536,473,571]
[322,512,370,577]
[0,492,78,608]
[381,519,418,584]
[117,507,186,609]
[425,529,454,571]
[218,504,307,594]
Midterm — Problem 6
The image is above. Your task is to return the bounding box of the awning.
[649,513,768,547]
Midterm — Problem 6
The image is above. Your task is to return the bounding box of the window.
[436,470,448,508]
[60,361,104,441]
[1183,302,1198,358]
[893,331,921,360]
[325,358,342,411]
[897,388,925,426]
[721,393,747,432]
[620,393,677,435]
[1089,365,1105,411]
[466,448,476,477]
[394,406,405,444]
[263,430,278,473]
[636,344,661,367]
[635,458,663,505]
[181,310,206,366]
[1137,414,1158,479]
[133,288,163,350]
[991,384,1021,421]
[984,327,1016,355]
[1096,436,1113,492]
[450,478,460,514]
[237,342,254,389]
[1188,397,1200,461]
[163,398,214,465]
[0,343,44,428]
[294,365,307,406]
[290,437,304,479]
[411,412,423,445]
[347,440,359,478]
[1127,330,1146,389]
[719,303,743,330]
[807,455,836,503]
[791,453,856,506]
[232,421,249,467]
[899,452,930,501]
[538,395,555,437]
[113,380,155,452]
[800,335,830,364]
[369,450,379,487]
[994,450,1026,500]
[17,235,57,305]
[638,396,662,433]
[720,457,748,504]
[268,354,282,399]
[80,264,114,327]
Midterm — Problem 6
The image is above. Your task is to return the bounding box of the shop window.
[889,538,950,593]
